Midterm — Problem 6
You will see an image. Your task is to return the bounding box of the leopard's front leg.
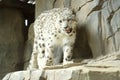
[44,47,53,66]
[44,42,54,66]
[63,44,74,65]
[37,46,54,69]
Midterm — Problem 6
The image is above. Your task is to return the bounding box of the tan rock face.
[71,0,120,58]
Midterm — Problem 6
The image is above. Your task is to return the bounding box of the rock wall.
[35,0,120,58]
[24,23,34,69]
[72,0,120,58]
[0,8,25,79]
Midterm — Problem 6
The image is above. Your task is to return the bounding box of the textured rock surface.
[0,8,25,79]
[2,52,120,80]
[71,0,120,58]
[3,67,120,80]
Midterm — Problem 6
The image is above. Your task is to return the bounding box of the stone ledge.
[2,65,120,80]
[2,52,120,80]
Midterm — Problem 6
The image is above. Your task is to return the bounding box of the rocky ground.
[2,51,120,80]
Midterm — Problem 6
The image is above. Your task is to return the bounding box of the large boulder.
[0,8,25,79]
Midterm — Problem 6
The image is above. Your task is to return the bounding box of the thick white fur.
[27,8,77,69]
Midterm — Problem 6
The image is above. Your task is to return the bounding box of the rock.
[71,0,120,58]
[2,66,120,80]
[0,8,25,79]
[35,0,55,18]
[24,23,34,69]
[54,0,64,9]
[86,51,120,67]
[2,52,120,80]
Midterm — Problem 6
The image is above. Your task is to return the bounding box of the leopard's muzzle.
[64,27,72,34]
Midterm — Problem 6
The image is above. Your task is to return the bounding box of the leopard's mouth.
[65,28,72,34]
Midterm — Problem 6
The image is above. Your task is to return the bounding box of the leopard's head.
[56,8,77,35]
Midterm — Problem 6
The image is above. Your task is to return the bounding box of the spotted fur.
[27,8,77,69]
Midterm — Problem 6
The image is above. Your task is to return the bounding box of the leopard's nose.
[65,27,72,33]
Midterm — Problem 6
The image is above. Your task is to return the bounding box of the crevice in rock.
[78,0,93,11]
[7,73,12,80]
[53,0,56,8]
[28,70,32,80]
[23,77,25,80]
[73,25,93,59]
[107,27,120,40]
[106,1,120,38]
[78,70,81,80]
[107,6,120,25]
[116,71,119,80]
[38,69,46,80]
[106,5,120,51]
[98,11,105,55]
[87,0,105,17]
[39,77,46,80]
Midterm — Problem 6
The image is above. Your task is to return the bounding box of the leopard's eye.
[59,20,62,23]
[67,19,71,22]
